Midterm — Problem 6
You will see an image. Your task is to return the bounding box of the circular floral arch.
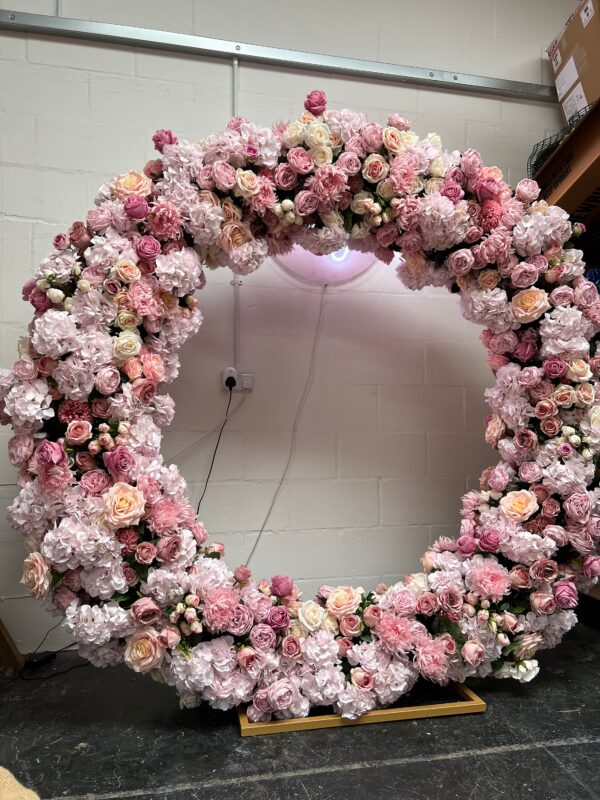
[4,91,599,721]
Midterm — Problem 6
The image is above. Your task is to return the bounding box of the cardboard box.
[547,0,600,123]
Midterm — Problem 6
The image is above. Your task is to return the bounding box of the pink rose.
[273,163,298,191]
[350,667,374,691]
[304,90,327,116]
[515,179,540,203]
[267,678,297,712]
[564,492,591,524]
[34,440,67,468]
[583,556,600,578]
[461,148,483,179]
[68,221,92,250]
[80,469,113,495]
[361,122,383,151]
[387,114,411,131]
[281,635,302,659]
[461,639,485,667]
[135,542,157,565]
[479,528,502,553]
[529,558,559,584]
[21,552,50,599]
[271,575,294,597]
[518,461,543,484]
[441,180,464,204]
[190,522,208,544]
[446,248,475,276]
[152,128,178,153]
[227,604,255,636]
[529,590,556,614]
[212,160,237,191]
[102,446,135,483]
[336,151,362,176]
[155,535,182,564]
[124,195,149,220]
[457,535,477,556]
[158,625,181,649]
[287,147,314,175]
[437,588,463,621]
[416,592,439,615]
[65,420,93,446]
[136,235,162,261]
[339,614,363,638]
[294,190,319,216]
[234,565,252,584]
[363,604,383,628]
[237,645,257,670]
[131,597,162,625]
[95,366,121,395]
[266,605,290,632]
[553,580,578,609]
[249,623,277,651]
[86,206,112,233]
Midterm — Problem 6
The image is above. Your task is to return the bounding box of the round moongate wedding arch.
[4,90,600,721]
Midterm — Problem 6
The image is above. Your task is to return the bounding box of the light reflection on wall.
[274,245,377,286]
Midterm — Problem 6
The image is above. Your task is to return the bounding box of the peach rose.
[552,384,576,408]
[325,586,362,619]
[577,382,595,405]
[124,628,164,672]
[219,222,251,252]
[382,126,404,154]
[65,420,93,446]
[485,413,506,446]
[21,552,50,599]
[104,481,146,529]
[499,490,539,523]
[114,259,141,284]
[362,154,390,184]
[566,359,592,382]
[112,171,153,199]
[235,169,260,198]
[511,288,550,323]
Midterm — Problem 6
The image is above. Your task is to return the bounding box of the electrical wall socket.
[222,368,254,391]
[222,367,238,389]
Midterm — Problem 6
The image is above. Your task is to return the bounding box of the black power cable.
[196,382,235,514]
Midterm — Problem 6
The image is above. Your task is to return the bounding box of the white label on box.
[562,82,588,120]
[552,47,562,72]
[555,55,579,101]
[580,0,595,27]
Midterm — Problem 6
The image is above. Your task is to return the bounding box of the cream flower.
[112,171,152,199]
[103,481,146,529]
[326,586,362,619]
[304,123,330,149]
[298,600,326,632]
[124,628,164,672]
[21,552,51,599]
[113,330,142,361]
[499,490,539,523]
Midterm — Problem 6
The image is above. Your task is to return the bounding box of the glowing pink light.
[274,245,377,286]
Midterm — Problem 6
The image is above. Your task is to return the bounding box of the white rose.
[284,121,306,148]
[113,330,142,361]
[305,123,330,149]
[298,600,326,632]
[309,145,333,166]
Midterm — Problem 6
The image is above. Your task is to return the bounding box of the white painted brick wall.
[0,0,578,650]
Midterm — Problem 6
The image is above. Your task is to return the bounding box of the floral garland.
[4,90,599,722]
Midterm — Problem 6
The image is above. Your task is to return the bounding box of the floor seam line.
[42,735,600,800]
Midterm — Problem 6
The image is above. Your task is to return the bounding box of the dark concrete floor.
[1,623,600,800]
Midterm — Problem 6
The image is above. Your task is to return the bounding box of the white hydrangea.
[4,379,54,429]
[64,602,135,646]
[31,309,78,359]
